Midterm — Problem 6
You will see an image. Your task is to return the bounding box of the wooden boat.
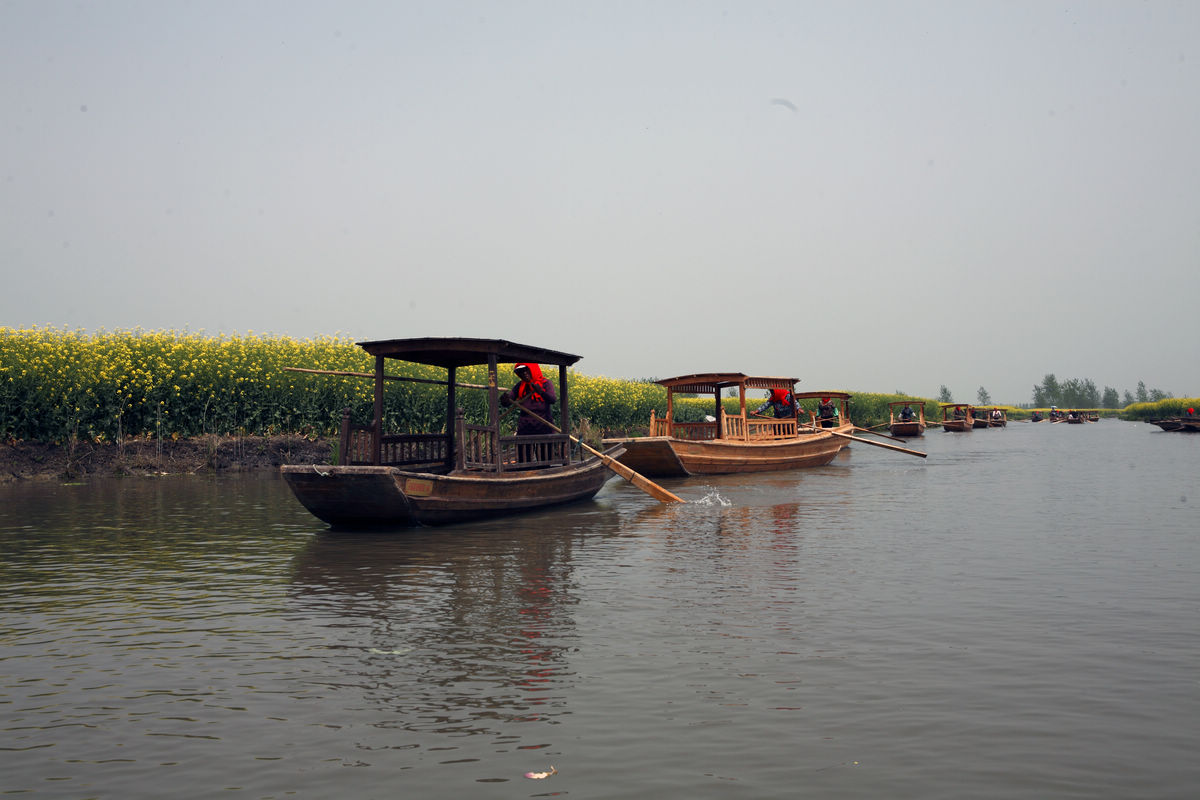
[940,403,974,432]
[281,337,621,528]
[601,376,852,476]
[1065,410,1085,424]
[982,408,1007,427]
[1148,417,1199,432]
[888,400,926,437]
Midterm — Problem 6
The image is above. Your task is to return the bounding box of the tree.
[1041,374,1060,404]
[1081,379,1099,407]
[1136,381,1148,402]
[1102,386,1119,409]
[1123,390,1135,407]
[938,385,953,403]
[977,386,992,405]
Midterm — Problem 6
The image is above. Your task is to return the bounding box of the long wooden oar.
[510,402,683,503]
[801,423,927,458]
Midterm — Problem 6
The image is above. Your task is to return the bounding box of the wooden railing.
[462,424,497,469]
[339,409,449,468]
[668,421,719,440]
[340,425,449,468]
[720,416,799,440]
[499,434,569,470]
[651,416,799,441]
[342,425,374,465]
[338,408,569,472]
[747,418,798,439]
[381,433,449,468]
[462,426,569,471]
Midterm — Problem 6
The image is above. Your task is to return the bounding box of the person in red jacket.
[501,363,557,435]
[753,388,798,418]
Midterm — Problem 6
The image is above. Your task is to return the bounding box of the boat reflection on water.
[287,505,623,735]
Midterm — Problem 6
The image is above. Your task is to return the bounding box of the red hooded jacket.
[505,363,557,434]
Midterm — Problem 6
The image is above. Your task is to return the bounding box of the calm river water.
[2,420,1198,799]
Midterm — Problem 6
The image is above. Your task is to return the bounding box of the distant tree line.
[1031,374,1172,409]
[935,376,1176,409]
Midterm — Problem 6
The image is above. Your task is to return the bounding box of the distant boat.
[602,375,853,476]
[888,400,926,437]
[940,403,974,432]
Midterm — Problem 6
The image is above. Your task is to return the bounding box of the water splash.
[693,489,732,507]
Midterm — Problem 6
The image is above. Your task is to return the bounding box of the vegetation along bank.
[1,328,1192,480]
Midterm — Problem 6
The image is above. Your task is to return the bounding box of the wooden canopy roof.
[657,373,799,394]
[356,337,583,368]
[793,390,851,401]
[888,400,924,407]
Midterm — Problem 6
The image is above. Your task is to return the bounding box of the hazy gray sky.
[3,1,1197,404]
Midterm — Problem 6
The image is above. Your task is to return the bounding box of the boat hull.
[281,456,615,528]
[1149,418,1198,432]
[603,428,847,477]
[889,421,925,437]
[942,419,972,432]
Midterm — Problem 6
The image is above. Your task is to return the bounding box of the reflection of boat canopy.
[282,337,617,527]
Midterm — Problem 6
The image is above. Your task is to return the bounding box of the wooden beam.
[284,366,487,390]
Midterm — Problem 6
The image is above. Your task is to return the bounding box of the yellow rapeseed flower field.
[0,328,677,443]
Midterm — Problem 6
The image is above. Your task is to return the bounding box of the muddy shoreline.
[0,435,336,483]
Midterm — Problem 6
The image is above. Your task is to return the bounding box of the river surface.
[2,420,1198,799]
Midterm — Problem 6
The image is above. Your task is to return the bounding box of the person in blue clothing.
[753,388,797,418]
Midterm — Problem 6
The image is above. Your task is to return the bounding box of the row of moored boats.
[278,336,1177,531]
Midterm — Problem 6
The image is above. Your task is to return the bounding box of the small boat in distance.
[601,376,851,476]
[888,400,926,437]
[940,403,974,432]
[281,337,623,528]
[983,407,1007,427]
